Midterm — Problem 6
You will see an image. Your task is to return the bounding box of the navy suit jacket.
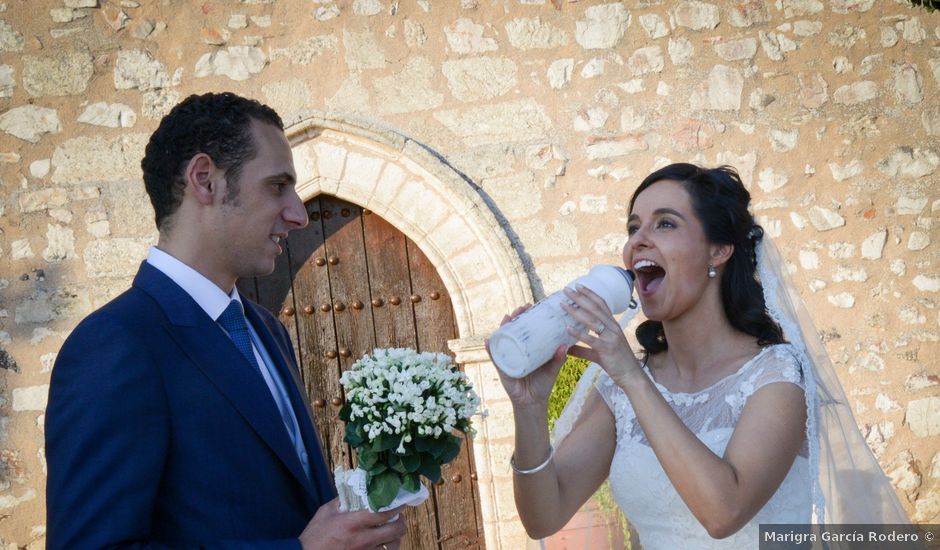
[45,262,336,549]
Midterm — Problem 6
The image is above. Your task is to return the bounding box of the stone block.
[12,385,48,411]
[352,0,382,16]
[923,106,940,136]
[576,3,630,49]
[43,224,75,263]
[482,171,541,218]
[83,238,149,278]
[828,160,862,181]
[703,65,744,111]
[270,35,337,65]
[893,63,924,105]
[797,71,828,108]
[50,134,148,185]
[913,275,940,293]
[77,102,137,128]
[29,160,50,178]
[672,1,720,31]
[343,29,385,69]
[113,50,179,91]
[628,46,664,76]
[425,214,477,259]
[586,136,648,160]
[904,396,940,437]
[714,38,757,62]
[504,17,568,50]
[313,141,348,184]
[827,292,854,309]
[444,18,497,55]
[668,37,694,65]
[442,57,517,102]
[0,19,24,52]
[546,58,573,89]
[11,240,34,260]
[728,0,771,27]
[261,79,311,122]
[515,219,580,259]
[434,99,552,148]
[142,89,180,120]
[23,52,92,97]
[344,151,388,194]
[0,65,13,98]
[194,46,266,81]
[877,148,938,179]
[807,206,845,231]
[375,57,443,115]
[833,81,878,105]
[19,189,67,213]
[908,232,930,251]
[0,106,61,143]
[638,13,667,38]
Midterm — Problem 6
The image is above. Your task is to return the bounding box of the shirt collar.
[146,246,241,321]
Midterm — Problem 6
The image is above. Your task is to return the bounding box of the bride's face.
[624,179,716,322]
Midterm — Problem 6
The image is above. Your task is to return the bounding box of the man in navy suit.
[45,92,406,549]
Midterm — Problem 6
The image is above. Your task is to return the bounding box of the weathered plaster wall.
[0,0,938,547]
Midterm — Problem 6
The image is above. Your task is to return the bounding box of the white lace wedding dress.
[595,343,811,549]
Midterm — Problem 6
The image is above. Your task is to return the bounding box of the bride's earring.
[707,264,717,278]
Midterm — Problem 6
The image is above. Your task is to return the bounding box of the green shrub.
[546,356,590,433]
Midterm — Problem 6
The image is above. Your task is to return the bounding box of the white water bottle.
[488,265,634,378]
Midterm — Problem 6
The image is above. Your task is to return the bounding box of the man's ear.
[710,242,734,267]
[184,154,220,206]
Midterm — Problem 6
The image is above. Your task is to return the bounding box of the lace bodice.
[596,344,812,549]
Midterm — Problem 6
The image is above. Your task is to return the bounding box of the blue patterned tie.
[217,300,263,377]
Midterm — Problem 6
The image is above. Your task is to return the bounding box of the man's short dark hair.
[141,92,284,230]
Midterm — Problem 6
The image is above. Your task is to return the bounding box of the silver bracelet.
[510,444,554,475]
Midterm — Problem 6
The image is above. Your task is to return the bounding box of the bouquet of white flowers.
[335,347,482,512]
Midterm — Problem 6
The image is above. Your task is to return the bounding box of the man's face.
[212,119,307,282]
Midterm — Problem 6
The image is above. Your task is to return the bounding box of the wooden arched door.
[238,195,484,549]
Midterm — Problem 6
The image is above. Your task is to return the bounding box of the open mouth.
[269,235,283,253]
[633,259,665,294]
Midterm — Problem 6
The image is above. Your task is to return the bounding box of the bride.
[492,163,909,548]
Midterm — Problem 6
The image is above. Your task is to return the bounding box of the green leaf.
[402,473,420,492]
[426,437,448,460]
[367,470,402,511]
[417,456,441,483]
[338,403,351,422]
[438,435,463,464]
[358,448,379,470]
[366,462,388,476]
[375,434,398,452]
[390,456,407,474]
[345,423,365,448]
[415,436,436,453]
[401,452,421,473]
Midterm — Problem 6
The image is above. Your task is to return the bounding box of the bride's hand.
[486,305,568,409]
[560,285,642,387]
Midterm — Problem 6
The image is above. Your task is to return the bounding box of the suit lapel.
[133,263,318,502]
[245,303,337,504]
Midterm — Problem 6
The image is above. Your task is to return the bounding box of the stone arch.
[286,113,531,340]
[286,113,532,548]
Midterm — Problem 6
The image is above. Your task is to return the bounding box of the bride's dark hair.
[629,163,785,354]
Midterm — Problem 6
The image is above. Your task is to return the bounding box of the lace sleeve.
[727,344,805,417]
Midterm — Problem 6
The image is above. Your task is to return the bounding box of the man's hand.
[299,499,406,550]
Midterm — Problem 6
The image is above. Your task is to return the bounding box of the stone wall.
[0,0,938,547]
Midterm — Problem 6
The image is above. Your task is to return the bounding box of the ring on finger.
[594,323,607,335]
